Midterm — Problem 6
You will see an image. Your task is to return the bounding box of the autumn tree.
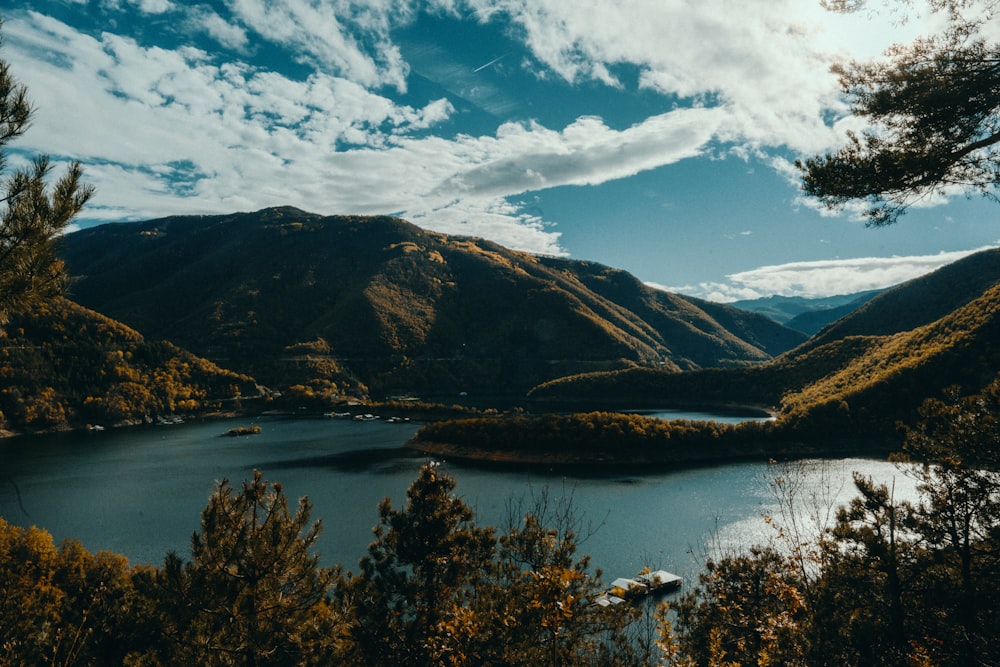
[673,546,809,667]
[0,22,93,321]
[339,463,653,666]
[137,470,344,666]
[491,491,648,666]
[0,517,141,666]
[799,0,1000,225]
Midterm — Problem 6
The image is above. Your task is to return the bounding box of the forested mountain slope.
[794,247,1000,352]
[61,207,804,396]
[0,298,258,434]
[531,246,1000,438]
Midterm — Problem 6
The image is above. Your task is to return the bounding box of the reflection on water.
[0,414,912,589]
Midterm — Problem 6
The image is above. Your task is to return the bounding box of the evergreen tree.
[896,382,1000,666]
[137,470,343,666]
[0,23,93,321]
[339,462,496,666]
[799,1,1000,225]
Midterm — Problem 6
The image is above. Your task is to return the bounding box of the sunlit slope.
[794,247,1000,352]
[778,280,1000,428]
[0,298,257,433]
[531,247,1000,437]
[62,207,803,394]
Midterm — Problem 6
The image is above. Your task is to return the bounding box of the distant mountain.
[731,290,884,334]
[61,207,806,397]
[793,247,1000,354]
[0,298,258,434]
[530,246,1000,439]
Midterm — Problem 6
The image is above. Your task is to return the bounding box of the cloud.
[431,109,724,198]
[3,1,976,259]
[667,246,1000,302]
[464,0,909,153]
[2,9,724,254]
[226,0,412,90]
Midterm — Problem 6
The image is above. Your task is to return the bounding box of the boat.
[597,569,682,606]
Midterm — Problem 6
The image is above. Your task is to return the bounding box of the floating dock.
[595,570,682,607]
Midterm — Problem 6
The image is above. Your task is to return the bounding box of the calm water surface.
[0,414,913,588]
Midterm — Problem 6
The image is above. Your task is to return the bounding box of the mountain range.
[532,246,1000,438]
[731,290,884,335]
[3,206,997,439]
[60,207,804,398]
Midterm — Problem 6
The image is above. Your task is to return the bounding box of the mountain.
[61,207,806,397]
[792,247,1000,354]
[731,290,884,334]
[0,298,259,434]
[530,246,1000,438]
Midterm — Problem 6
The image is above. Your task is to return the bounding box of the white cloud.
[226,0,412,90]
[3,1,986,260]
[668,246,1000,302]
[188,7,250,51]
[465,0,965,157]
[2,10,729,254]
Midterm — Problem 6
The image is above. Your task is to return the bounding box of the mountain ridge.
[529,245,1000,438]
[61,207,806,396]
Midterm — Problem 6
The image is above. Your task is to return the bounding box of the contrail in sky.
[473,54,507,72]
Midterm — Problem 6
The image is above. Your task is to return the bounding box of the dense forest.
[516,261,1000,457]
[0,298,260,433]
[3,379,999,666]
[60,207,804,396]
[408,408,889,467]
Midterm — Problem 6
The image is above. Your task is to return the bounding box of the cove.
[0,414,913,589]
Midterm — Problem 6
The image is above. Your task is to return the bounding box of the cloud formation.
[668,246,1000,302]
[2,1,973,261]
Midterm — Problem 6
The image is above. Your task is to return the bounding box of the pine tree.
[140,470,344,666]
[0,22,93,321]
[339,462,496,666]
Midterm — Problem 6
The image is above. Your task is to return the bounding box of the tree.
[339,463,651,666]
[137,470,344,666]
[798,1,1000,225]
[339,462,497,666]
[491,489,647,667]
[0,22,94,321]
[673,547,808,667]
[0,517,142,666]
[896,382,1000,666]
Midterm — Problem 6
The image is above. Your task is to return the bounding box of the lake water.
[0,414,914,589]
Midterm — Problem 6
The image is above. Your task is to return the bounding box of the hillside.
[0,298,259,434]
[529,246,1000,438]
[794,248,1000,352]
[61,207,805,396]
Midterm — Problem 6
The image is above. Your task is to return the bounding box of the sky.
[3,0,998,302]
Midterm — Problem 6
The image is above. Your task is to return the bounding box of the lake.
[0,413,914,590]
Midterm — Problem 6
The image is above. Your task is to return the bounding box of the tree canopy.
[0,22,93,321]
[799,0,1000,225]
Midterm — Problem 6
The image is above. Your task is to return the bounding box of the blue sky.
[3,0,998,301]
